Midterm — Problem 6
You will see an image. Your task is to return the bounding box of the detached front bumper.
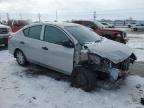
[97,75,126,89]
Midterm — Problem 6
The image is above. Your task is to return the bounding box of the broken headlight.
[89,55,101,64]
[102,59,112,68]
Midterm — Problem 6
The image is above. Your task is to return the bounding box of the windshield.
[65,25,102,44]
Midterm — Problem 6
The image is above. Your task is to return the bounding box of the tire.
[133,28,138,31]
[15,50,28,66]
[71,67,96,92]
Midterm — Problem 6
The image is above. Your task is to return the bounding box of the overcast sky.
[0,0,144,21]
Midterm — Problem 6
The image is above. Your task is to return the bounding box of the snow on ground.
[0,50,144,108]
[127,32,144,62]
[0,50,14,62]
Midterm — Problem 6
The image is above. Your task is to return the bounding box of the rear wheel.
[71,67,96,92]
[15,50,28,66]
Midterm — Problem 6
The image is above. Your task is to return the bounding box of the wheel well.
[14,48,22,58]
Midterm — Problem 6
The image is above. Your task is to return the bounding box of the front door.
[40,25,74,75]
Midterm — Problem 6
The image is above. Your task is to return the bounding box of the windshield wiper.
[95,37,103,43]
[95,38,102,43]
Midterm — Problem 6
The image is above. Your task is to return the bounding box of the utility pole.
[38,13,41,22]
[56,10,58,22]
[6,13,10,21]
[93,11,96,22]
[55,0,58,22]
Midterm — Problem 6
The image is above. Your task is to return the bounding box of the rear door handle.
[42,47,48,50]
[20,41,24,44]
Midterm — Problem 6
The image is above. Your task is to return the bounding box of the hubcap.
[16,51,25,65]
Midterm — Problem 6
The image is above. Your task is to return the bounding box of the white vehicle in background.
[101,22,115,28]
[8,22,136,91]
[131,24,144,31]
[0,24,11,47]
[127,22,136,28]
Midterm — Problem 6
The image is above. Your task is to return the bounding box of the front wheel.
[71,67,96,92]
[133,28,138,31]
[15,50,28,66]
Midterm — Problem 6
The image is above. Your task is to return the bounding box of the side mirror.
[62,40,74,48]
[14,23,19,27]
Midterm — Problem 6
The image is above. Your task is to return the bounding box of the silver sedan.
[8,22,136,91]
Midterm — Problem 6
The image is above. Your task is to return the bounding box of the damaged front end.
[79,47,137,89]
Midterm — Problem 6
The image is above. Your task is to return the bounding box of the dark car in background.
[0,24,11,47]
[72,20,128,44]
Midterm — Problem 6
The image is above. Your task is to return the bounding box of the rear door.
[22,25,43,63]
[40,25,74,74]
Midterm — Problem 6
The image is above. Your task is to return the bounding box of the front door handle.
[20,41,24,44]
[42,47,48,50]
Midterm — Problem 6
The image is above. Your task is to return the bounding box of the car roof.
[27,22,80,28]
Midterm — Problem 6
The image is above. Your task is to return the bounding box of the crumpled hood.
[85,38,133,64]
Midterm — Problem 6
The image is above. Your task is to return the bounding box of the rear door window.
[23,25,42,40]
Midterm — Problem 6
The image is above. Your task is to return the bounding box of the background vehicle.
[72,20,128,44]
[127,22,136,28]
[131,24,144,31]
[8,22,136,91]
[7,20,31,32]
[0,24,11,47]
[101,22,115,28]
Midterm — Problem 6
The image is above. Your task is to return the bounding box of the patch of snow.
[127,33,144,62]
[0,50,144,108]
[0,50,14,62]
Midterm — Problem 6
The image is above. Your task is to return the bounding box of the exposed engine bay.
[75,39,137,88]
